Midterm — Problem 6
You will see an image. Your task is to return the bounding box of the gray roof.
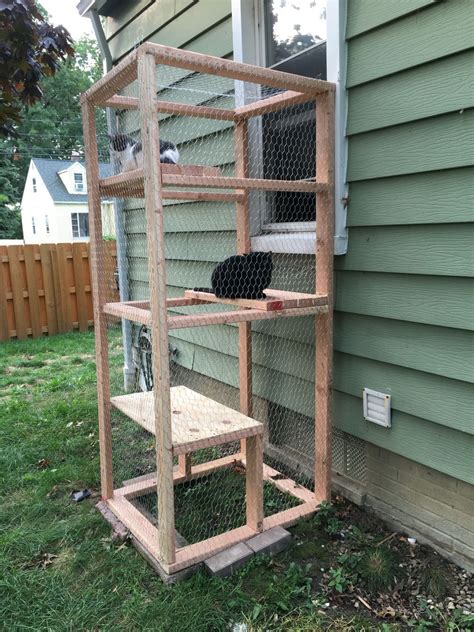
[32,158,112,203]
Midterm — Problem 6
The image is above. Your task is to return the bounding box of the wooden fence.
[0,242,118,341]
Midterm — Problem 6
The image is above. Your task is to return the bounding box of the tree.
[0,35,107,238]
[0,0,74,136]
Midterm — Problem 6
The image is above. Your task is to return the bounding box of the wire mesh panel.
[81,43,334,573]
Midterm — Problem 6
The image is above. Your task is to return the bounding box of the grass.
[1,332,472,632]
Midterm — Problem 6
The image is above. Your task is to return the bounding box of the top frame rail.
[83,42,335,108]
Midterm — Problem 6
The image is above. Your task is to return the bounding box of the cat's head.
[108,133,135,153]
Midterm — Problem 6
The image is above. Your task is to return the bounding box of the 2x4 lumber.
[234,90,314,119]
[171,525,256,574]
[234,119,253,434]
[107,495,161,560]
[143,43,335,96]
[103,302,151,325]
[262,501,319,531]
[178,454,192,478]
[314,92,335,503]
[81,100,114,499]
[262,463,315,504]
[103,94,235,121]
[184,289,328,312]
[168,305,328,330]
[161,174,326,193]
[138,51,176,566]
[82,49,138,105]
[115,454,241,499]
[245,434,263,532]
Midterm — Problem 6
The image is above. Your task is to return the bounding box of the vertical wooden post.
[138,51,176,566]
[234,119,252,458]
[81,98,114,499]
[245,433,263,532]
[314,91,335,502]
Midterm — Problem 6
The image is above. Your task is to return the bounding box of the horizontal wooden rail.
[104,95,235,120]
[143,43,335,96]
[162,174,327,193]
[234,90,314,119]
[82,50,138,106]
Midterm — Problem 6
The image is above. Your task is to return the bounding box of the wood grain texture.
[348,110,474,181]
[23,245,42,338]
[346,0,474,87]
[335,224,474,277]
[346,0,436,39]
[335,271,474,331]
[138,51,175,565]
[39,244,57,335]
[8,246,27,340]
[348,50,474,134]
[245,434,263,532]
[347,168,474,226]
[111,385,263,455]
[81,100,114,499]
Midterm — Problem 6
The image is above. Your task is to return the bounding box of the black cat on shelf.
[194,252,273,300]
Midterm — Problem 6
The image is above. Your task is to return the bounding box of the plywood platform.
[111,385,263,455]
[184,288,328,312]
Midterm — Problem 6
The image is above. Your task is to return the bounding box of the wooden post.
[138,51,176,566]
[314,92,335,502]
[234,119,252,462]
[245,433,263,532]
[81,99,114,499]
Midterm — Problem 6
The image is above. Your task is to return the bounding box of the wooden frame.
[82,41,334,577]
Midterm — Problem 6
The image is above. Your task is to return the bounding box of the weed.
[420,560,451,599]
[328,566,353,593]
[358,546,400,593]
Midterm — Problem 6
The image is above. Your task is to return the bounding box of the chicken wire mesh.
[83,46,333,564]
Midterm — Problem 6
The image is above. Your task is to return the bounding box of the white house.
[21,158,114,244]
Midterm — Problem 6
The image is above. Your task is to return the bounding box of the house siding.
[105,0,474,567]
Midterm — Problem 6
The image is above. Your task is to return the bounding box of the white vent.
[363,388,391,428]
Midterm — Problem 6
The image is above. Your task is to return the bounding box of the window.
[45,214,50,234]
[31,217,36,235]
[231,0,348,254]
[71,212,89,238]
[32,177,37,192]
[74,172,84,192]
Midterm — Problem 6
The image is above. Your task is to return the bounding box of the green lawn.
[0,332,471,631]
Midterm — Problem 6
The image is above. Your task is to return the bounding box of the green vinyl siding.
[114,0,474,483]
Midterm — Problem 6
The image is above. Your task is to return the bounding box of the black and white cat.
[194,252,273,299]
[108,133,179,172]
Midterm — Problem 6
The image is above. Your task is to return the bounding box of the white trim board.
[231,0,348,255]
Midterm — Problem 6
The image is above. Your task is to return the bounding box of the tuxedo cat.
[108,133,179,172]
[195,252,273,299]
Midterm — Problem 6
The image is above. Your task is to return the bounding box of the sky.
[40,0,94,41]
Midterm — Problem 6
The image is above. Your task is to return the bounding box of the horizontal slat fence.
[0,242,118,341]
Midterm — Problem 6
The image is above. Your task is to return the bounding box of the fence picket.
[0,242,117,341]
[24,245,42,337]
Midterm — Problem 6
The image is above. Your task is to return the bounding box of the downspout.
[84,7,135,390]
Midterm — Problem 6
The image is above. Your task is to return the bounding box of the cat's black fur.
[194,252,273,299]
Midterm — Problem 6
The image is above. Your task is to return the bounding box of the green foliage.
[327,566,352,593]
[419,561,451,599]
[358,547,399,593]
[0,0,74,135]
[314,501,344,536]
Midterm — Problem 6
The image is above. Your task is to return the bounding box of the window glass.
[32,177,37,192]
[74,172,84,191]
[264,0,326,66]
[45,215,50,234]
[71,212,89,238]
[31,217,36,235]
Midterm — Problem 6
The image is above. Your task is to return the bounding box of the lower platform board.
[101,455,320,576]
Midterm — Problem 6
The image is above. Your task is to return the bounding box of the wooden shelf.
[103,290,329,327]
[111,385,263,455]
[99,166,327,199]
[184,289,327,312]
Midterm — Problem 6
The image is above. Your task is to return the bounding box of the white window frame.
[45,214,50,234]
[31,216,36,235]
[32,177,37,193]
[231,0,348,255]
[74,172,85,192]
[71,212,89,239]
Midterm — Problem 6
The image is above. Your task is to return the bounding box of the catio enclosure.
[81,43,335,575]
